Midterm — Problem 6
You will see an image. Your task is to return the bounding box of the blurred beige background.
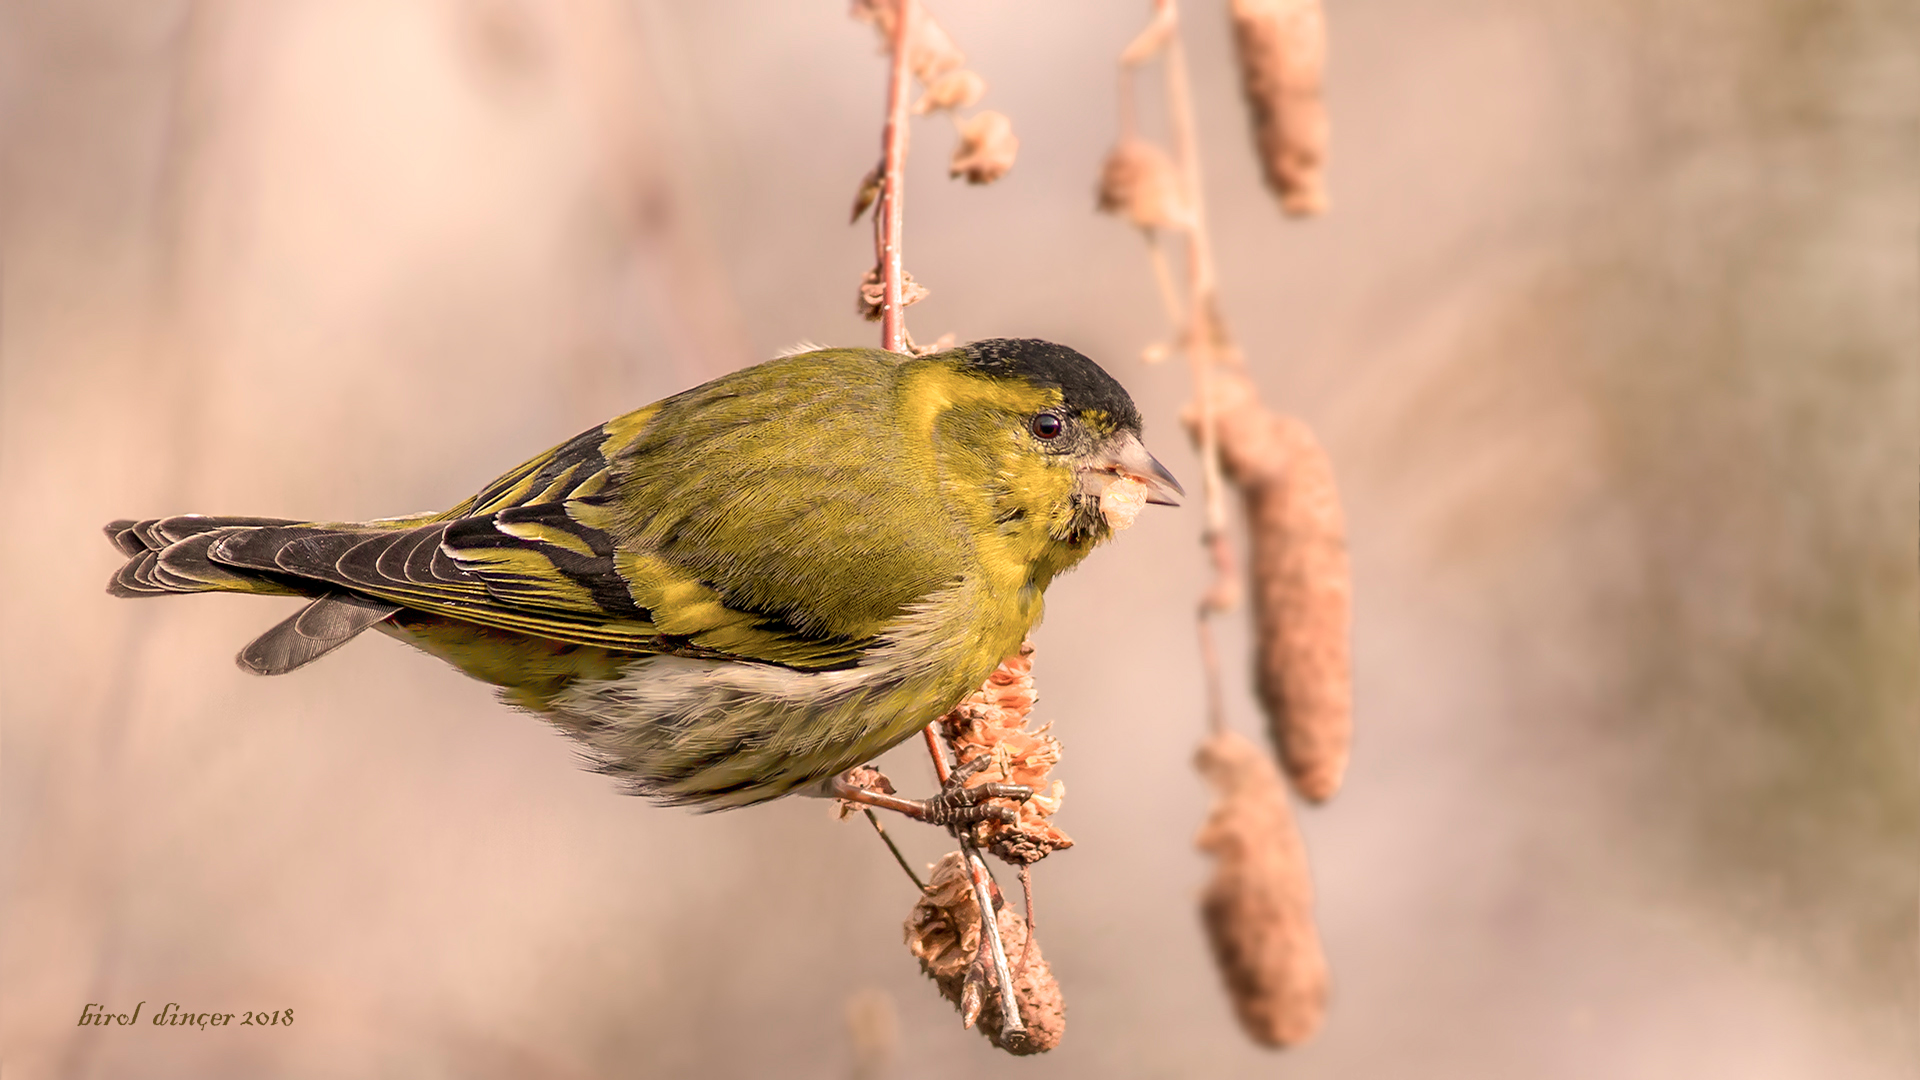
[3,1,1914,1077]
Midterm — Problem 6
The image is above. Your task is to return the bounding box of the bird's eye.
[1030,412,1064,440]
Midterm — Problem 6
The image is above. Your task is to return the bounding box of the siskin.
[105,340,1181,811]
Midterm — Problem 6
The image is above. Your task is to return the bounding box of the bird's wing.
[433,404,661,521]
[206,499,873,670]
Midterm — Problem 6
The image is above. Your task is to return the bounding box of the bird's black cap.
[961,338,1142,433]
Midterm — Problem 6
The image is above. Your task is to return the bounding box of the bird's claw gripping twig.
[944,750,995,785]
[831,768,1032,827]
[929,778,1032,826]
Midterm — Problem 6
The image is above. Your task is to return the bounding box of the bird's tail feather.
[105,516,307,598]
[236,594,403,675]
[103,515,401,674]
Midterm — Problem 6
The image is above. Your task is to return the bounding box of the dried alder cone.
[1096,138,1192,232]
[1186,363,1352,803]
[938,640,1071,863]
[906,852,1065,1054]
[1230,0,1329,216]
[1195,728,1329,1048]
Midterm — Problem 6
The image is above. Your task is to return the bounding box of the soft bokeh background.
[4,1,1914,1077]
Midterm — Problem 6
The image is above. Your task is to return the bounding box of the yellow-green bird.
[104,339,1180,814]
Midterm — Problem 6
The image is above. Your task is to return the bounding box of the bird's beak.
[1080,432,1185,506]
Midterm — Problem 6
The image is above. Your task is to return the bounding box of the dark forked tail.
[105,515,401,675]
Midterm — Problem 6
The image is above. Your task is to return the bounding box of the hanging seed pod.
[1096,138,1193,232]
[1185,368,1352,803]
[1238,413,1351,803]
[1195,728,1329,1047]
[914,68,986,114]
[906,852,1065,1054]
[950,110,1019,184]
[1230,0,1328,216]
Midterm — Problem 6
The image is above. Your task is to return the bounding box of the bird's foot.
[831,764,1032,827]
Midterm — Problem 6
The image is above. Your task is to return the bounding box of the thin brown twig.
[1197,592,1229,735]
[1146,235,1185,328]
[1017,864,1037,971]
[1159,0,1229,548]
[962,844,1024,1037]
[1158,0,1215,304]
[927,723,1026,1040]
[876,0,915,354]
[922,723,954,785]
[865,808,928,892]
[1141,0,1239,733]
[1144,0,1236,730]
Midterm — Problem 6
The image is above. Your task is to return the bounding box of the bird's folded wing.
[207,500,871,670]
[435,404,658,521]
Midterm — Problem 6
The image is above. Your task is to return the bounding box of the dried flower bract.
[950,110,1018,185]
[1097,138,1192,232]
[851,0,966,84]
[906,852,1065,1054]
[859,266,930,322]
[908,330,957,357]
[938,641,1072,864]
[1195,729,1328,1047]
[914,68,986,114]
[1230,0,1329,216]
[834,765,896,820]
[850,161,884,223]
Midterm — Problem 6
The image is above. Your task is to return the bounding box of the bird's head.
[936,338,1183,550]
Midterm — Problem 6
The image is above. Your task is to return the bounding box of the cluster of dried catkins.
[1099,0,1350,1052]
